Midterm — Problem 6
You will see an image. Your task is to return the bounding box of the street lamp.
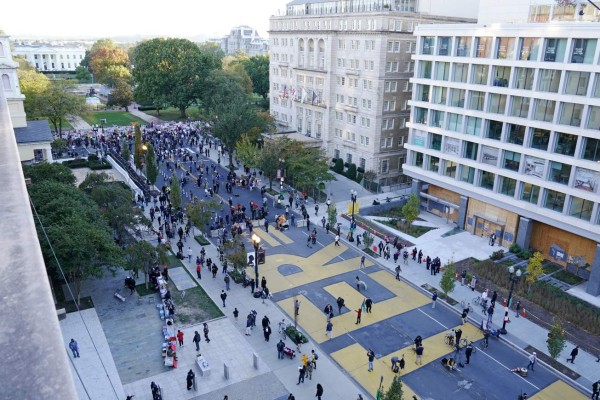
[499,265,522,335]
[350,189,358,218]
[251,233,261,283]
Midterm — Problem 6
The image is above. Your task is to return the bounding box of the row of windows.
[32,53,83,60]
[418,61,600,98]
[35,62,75,70]
[420,35,599,65]
[410,154,599,223]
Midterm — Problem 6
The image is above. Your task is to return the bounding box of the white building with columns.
[12,41,86,72]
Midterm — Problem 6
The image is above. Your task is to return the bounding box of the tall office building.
[221,26,269,56]
[269,0,478,188]
[404,0,600,294]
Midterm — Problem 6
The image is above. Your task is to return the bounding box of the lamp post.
[499,265,522,335]
[251,233,261,283]
[350,189,358,218]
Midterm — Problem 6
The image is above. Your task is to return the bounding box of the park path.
[129,104,164,124]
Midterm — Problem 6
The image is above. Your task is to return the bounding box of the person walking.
[465,342,473,365]
[203,322,210,343]
[367,349,375,371]
[295,299,301,316]
[432,290,438,309]
[365,297,373,313]
[224,275,230,290]
[592,380,600,400]
[461,270,467,286]
[68,339,80,358]
[566,346,579,364]
[526,352,537,371]
[515,300,522,318]
[187,247,193,263]
[297,364,306,384]
[220,290,227,307]
[277,339,286,359]
[264,325,272,342]
[415,344,424,365]
[177,330,184,347]
[316,383,324,400]
[337,297,345,315]
[245,315,253,336]
[461,309,468,325]
[360,255,366,269]
[193,331,201,351]
[186,369,195,390]
[355,307,362,324]
[334,235,340,246]
[196,263,202,279]
[321,216,326,229]
[395,265,402,280]
[487,304,494,325]
[326,321,333,340]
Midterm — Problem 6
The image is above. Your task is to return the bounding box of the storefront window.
[444,161,457,178]
[582,137,600,162]
[549,161,572,185]
[480,170,495,190]
[530,128,550,150]
[459,165,475,183]
[507,124,525,145]
[503,151,521,171]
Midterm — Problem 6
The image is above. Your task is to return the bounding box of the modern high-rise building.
[404,0,600,294]
[12,41,86,72]
[220,26,269,56]
[268,0,478,188]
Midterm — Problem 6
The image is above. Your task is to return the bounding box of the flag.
[301,88,307,103]
[290,86,297,99]
[283,85,288,99]
[312,90,318,104]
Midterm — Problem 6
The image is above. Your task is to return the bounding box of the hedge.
[346,163,357,180]
[285,325,309,344]
[333,159,344,173]
[88,161,112,170]
[194,235,210,246]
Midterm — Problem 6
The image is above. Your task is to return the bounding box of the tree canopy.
[145,142,158,186]
[107,79,133,111]
[185,198,221,236]
[402,194,420,226]
[242,55,269,99]
[23,162,76,185]
[89,39,131,86]
[18,66,50,120]
[132,38,220,117]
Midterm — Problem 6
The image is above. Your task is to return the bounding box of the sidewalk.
[333,199,598,392]
[129,104,164,125]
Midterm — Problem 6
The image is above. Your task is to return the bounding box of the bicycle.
[444,333,455,347]
[459,301,473,314]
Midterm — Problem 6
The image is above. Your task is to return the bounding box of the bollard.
[253,352,259,369]
[224,363,229,380]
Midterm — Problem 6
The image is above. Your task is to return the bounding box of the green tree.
[18,66,50,120]
[89,39,131,86]
[41,80,86,135]
[75,66,92,83]
[133,124,143,169]
[223,236,248,271]
[242,54,270,99]
[132,38,220,117]
[284,139,334,195]
[362,230,374,250]
[121,140,130,162]
[126,240,158,287]
[50,138,68,156]
[23,163,76,185]
[223,54,253,95]
[235,134,261,168]
[145,143,158,186]
[547,318,567,359]
[382,376,404,400]
[327,204,338,227]
[185,197,220,236]
[440,258,456,298]
[107,79,133,111]
[526,251,544,294]
[402,194,420,226]
[169,173,182,211]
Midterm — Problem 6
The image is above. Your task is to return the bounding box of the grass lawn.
[82,111,147,127]
[169,275,223,324]
[375,219,436,238]
[145,107,206,122]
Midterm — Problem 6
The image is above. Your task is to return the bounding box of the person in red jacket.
[177,330,184,347]
[355,308,362,325]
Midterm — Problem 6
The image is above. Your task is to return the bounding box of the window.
[496,37,516,59]
[444,161,457,178]
[519,37,540,61]
[549,161,572,185]
[422,37,434,55]
[570,39,597,64]
[492,66,510,87]
[468,91,485,111]
[463,141,478,160]
[384,100,396,112]
[543,38,567,62]
[1,74,10,91]
[569,197,594,221]
[558,103,583,127]
[452,63,468,83]
[414,107,428,124]
[381,160,389,174]
[435,62,450,81]
[537,69,561,92]
[521,182,540,204]
[359,158,366,170]
[456,36,472,57]
[419,61,432,79]
[430,133,442,151]
[554,132,577,156]
[413,152,424,167]
[385,81,398,92]
[480,171,495,190]
[471,65,489,85]
[381,119,393,130]
[500,176,517,196]
[449,88,466,108]
[503,151,521,171]
[447,113,462,132]
[530,128,551,150]
[431,86,447,105]
[588,106,600,130]
[416,84,430,101]
[428,156,440,172]
[544,189,566,212]
[486,120,503,140]
[564,71,590,96]
[510,96,530,118]
[438,37,451,56]
[488,94,507,114]
[431,110,444,128]
[507,124,525,145]
[593,76,600,98]
[465,116,482,136]
[533,99,556,122]
[582,137,600,162]
[475,37,492,58]
[460,166,475,183]
[514,67,534,90]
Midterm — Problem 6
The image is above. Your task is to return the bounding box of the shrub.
[518,250,531,260]
[509,243,521,253]
[194,235,210,246]
[489,249,505,260]
[356,172,364,183]
[346,163,357,180]
[333,158,344,173]
[285,325,308,344]
[63,159,88,169]
[228,268,243,284]
[357,166,365,174]
[88,161,112,170]
[87,154,99,161]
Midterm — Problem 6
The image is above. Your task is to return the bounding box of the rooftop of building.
[14,120,53,144]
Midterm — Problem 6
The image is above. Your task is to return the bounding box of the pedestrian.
[461,270,467,286]
[297,364,306,384]
[356,276,361,291]
[395,265,402,280]
[326,320,333,339]
[186,369,195,390]
[250,278,256,293]
[306,360,313,380]
[367,349,375,371]
[365,297,373,313]
[288,394,296,400]
[399,354,405,372]
[461,309,468,325]
[337,296,345,314]
[264,219,269,233]
[592,380,600,400]
[316,383,324,400]
[491,290,498,305]
[465,342,473,364]
[193,331,201,351]
[567,346,579,364]
[418,249,423,264]
[68,339,80,358]
[334,235,340,246]
[355,307,362,324]
[277,339,286,359]
[203,322,210,343]
[515,300,522,318]
[177,330,184,346]
[311,350,318,369]
[224,275,230,290]
[295,299,301,316]
[233,308,239,321]
[455,328,463,345]
[219,290,227,307]
[321,216,326,229]
[245,315,252,336]
[487,304,494,324]
[261,276,267,290]
[526,352,536,371]
[432,290,438,309]
[360,255,366,269]
[415,344,424,365]
[264,325,272,342]
[470,276,477,291]
[196,263,202,279]
[315,204,319,216]
[187,247,193,263]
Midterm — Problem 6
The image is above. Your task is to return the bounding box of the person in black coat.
[316,383,324,400]
[186,369,195,390]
